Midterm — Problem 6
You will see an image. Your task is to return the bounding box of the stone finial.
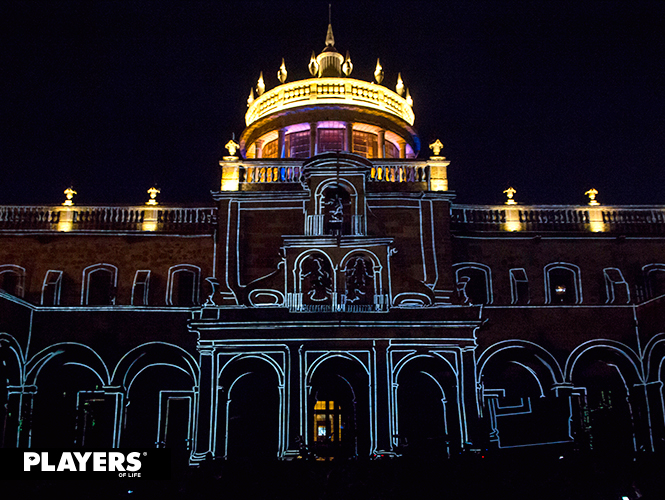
[256,72,265,96]
[396,73,405,96]
[342,51,353,77]
[62,187,77,206]
[405,88,413,107]
[325,23,335,47]
[429,139,444,157]
[374,59,384,85]
[308,51,319,77]
[503,187,517,205]
[277,58,287,84]
[146,187,160,206]
[225,138,240,157]
[247,87,255,107]
[585,188,600,206]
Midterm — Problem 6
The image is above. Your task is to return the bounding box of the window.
[82,264,117,306]
[322,186,351,235]
[604,268,630,304]
[510,268,529,305]
[300,254,333,308]
[343,255,374,308]
[643,264,665,299]
[384,141,398,159]
[41,270,63,305]
[286,130,310,158]
[262,139,278,158]
[545,263,581,304]
[0,265,25,298]
[352,131,378,158]
[454,264,492,304]
[313,400,342,443]
[318,128,344,153]
[167,265,200,306]
[132,270,151,306]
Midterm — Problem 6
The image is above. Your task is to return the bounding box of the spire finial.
[325,4,334,47]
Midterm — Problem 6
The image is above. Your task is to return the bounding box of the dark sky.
[2,0,664,206]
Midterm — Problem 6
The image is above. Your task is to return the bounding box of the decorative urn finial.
[429,139,444,157]
[62,187,77,206]
[146,187,160,206]
[585,188,600,206]
[503,187,517,205]
[342,51,353,76]
[256,71,265,96]
[374,59,384,84]
[396,72,405,96]
[277,58,287,84]
[308,51,320,77]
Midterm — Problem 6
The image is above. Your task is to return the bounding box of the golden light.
[374,58,384,84]
[146,187,160,206]
[57,208,73,232]
[429,139,444,157]
[220,162,240,191]
[588,207,606,232]
[585,188,600,206]
[277,58,287,84]
[245,77,415,127]
[504,187,517,205]
[503,204,522,232]
[62,187,77,206]
[555,285,566,296]
[256,71,265,96]
[396,72,405,96]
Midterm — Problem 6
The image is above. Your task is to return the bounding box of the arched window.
[544,263,582,304]
[509,268,529,305]
[299,253,333,308]
[604,268,630,304]
[0,265,26,298]
[322,186,351,236]
[342,255,375,308]
[454,263,492,304]
[82,264,118,306]
[166,265,200,306]
[643,264,665,299]
[41,270,63,305]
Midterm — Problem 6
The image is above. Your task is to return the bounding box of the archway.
[395,355,459,457]
[218,356,281,461]
[568,345,640,455]
[307,355,370,460]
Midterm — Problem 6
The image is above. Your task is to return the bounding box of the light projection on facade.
[1,20,665,468]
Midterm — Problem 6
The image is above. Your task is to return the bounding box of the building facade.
[1,25,665,463]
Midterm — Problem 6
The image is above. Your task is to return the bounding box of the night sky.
[2,1,664,207]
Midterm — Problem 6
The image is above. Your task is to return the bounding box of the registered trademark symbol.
[143,452,147,456]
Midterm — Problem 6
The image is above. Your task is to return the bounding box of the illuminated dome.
[239,23,420,160]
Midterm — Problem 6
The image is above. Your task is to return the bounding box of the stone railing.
[241,162,303,184]
[286,292,389,312]
[305,214,364,236]
[0,205,217,233]
[451,205,665,233]
[246,77,415,127]
[369,163,428,183]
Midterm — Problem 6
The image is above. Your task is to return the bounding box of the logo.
[1,449,170,480]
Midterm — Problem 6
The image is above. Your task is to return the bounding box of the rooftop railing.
[245,77,415,127]
[0,205,217,233]
[451,205,665,234]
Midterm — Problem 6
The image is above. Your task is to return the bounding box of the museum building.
[1,24,665,463]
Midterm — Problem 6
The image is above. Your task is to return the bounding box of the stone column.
[255,139,264,159]
[309,123,317,156]
[371,340,394,456]
[278,128,286,158]
[398,139,407,159]
[16,385,37,448]
[283,343,304,459]
[192,345,218,462]
[345,123,353,153]
[377,130,385,159]
[459,347,481,449]
[102,386,125,447]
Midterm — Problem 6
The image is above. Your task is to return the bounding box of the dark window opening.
[352,131,378,158]
[322,186,351,235]
[0,272,20,296]
[287,131,310,158]
[42,270,62,305]
[510,269,529,305]
[87,269,114,306]
[132,270,150,306]
[549,268,577,304]
[173,271,196,306]
[318,128,344,153]
[456,267,489,304]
